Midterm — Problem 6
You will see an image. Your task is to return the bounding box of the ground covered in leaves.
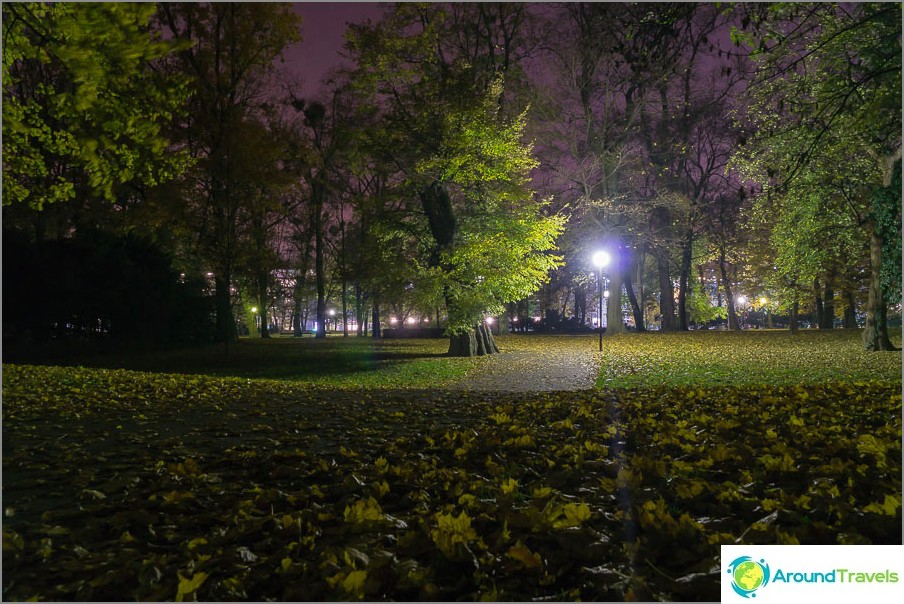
[3,356,901,601]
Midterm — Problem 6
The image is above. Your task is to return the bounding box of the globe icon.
[733,560,765,592]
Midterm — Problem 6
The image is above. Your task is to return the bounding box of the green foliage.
[686,278,726,325]
[347,5,564,336]
[2,2,191,209]
[2,358,900,601]
[729,3,901,344]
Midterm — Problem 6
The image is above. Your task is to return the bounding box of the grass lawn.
[4,336,480,388]
[594,329,903,388]
[2,329,901,601]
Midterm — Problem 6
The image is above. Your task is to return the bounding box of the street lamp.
[592,250,611,352]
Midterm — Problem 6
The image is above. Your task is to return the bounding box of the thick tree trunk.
[657,251,676,331]
[718,248,742,331]
[355,285,364,336]
[863,227,897,351]
[813,278,824,329]
[214,275,236,343]
[789,300,799,334]
[605,268,626,335]
[371,296,381,339]
[843,290,858,329]
[448,323,499,357]
[574,287,587,327]
[623,267,645,331]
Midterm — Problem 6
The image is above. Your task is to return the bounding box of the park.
[2,2,902,602]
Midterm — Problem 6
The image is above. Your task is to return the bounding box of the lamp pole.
[592,251,611,352]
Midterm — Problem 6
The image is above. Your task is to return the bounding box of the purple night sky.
[284,2,385,92]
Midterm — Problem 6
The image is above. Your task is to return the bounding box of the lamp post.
[592,250,611,352]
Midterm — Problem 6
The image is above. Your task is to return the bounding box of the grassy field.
[594,329,903,388]
[7,336,481,388]
[2,329,901,601]
[12,328,901,389]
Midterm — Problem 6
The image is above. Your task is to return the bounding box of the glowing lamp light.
[328,309,336,316]
[485,317,494,324]
[389,317,398,324]
[737,295,747,305]
[251,306,258,314]
[759,297,768,306]
[591,250,611,269]
[406,317,417,325]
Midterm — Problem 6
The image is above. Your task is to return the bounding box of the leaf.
[863,494,901,516]
[175,571,208,602]
[506,540,542,570]
[341,570,368,597]
[343,497,384,524]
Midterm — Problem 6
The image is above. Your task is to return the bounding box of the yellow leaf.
[532,486,552,499]
[864,494,901,516]
[506,540,542,570]
[501,478,518,495]
[563,502,591,525]
[341,570,368,597]
[187,537,207,550]
[281,557,292,572]
[175,571,209,602]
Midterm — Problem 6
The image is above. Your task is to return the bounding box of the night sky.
[286,2,385,92]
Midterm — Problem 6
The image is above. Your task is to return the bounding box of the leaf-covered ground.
[2,359,901,601]
[595,330,903,388]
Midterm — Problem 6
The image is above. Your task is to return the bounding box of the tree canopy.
[2,2,190,210]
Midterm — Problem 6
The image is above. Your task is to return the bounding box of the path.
[451,342,600,392]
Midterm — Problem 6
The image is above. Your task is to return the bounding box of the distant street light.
[592,250,611,352]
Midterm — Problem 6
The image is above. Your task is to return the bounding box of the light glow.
[591,250,611,268]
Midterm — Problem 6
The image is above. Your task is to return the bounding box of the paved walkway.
[451,347,600,392]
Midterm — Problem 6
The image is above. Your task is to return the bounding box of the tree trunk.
[312,179,327,339]
[371,296,381,339]
[623,267,645,331]
[214,275,235,343]
[843,290,858,329]
[813,278,824,329]
[355,285,364,336]
[819,276,835,329]
[257,272,270,338]
[677,232,693,331]
[718,248,742,331]
[605,269,626,335]
[862,227,897,350]
[657,250,676,331]
[574,287,587,327]
[789,300,799,334]
[341,277,348,337]
[448,323,499,357]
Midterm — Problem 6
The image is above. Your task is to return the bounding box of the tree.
[347,4,564,356]
[731,2,901,350]
[2,2,189,215]
[157,3,301,343]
